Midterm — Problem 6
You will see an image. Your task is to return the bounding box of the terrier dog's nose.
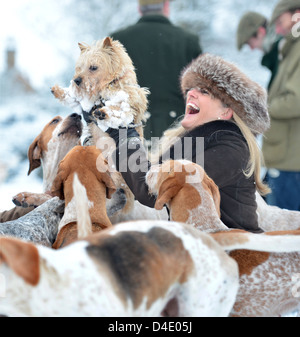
[74,77,82,86]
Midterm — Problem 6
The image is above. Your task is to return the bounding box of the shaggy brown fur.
[51,37,149,139]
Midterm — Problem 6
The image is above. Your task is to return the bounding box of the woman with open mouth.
[106,53,270,233]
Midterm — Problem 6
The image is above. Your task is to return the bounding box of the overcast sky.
[0,0,66,88]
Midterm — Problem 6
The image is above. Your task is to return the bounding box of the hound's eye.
[50,118,60,125]
[89,65,98,71]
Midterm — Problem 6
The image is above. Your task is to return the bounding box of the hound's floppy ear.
[103,37,113,48]
[154,175,183,210]
[78,42,89,53]
[27,135,42,176]
[50,170,65,200]
[105,177,116,199]
[96,157,116,199]
[0,237,40,286]
[100,171,116,199]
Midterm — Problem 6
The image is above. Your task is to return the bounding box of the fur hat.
[180,53,270,135]
[236,12,267,50]
[270,0,300,25]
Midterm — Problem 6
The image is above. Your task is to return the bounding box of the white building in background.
[0,38,35,102]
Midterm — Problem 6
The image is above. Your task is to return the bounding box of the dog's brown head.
[28,114,82,175]
[146,160,221,220]
[51,145,116,202]
[72,37,136,101]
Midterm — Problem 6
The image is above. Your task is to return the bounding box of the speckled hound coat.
[255,192,300,232]
[2,216,300,317]
[0,220,239,317]
[0,197,64,247]
[228,233,300,317]
[146,159,300,317]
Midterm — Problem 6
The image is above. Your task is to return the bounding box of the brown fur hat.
[180,53,270,135]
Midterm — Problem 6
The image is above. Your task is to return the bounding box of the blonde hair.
[231,113,270,195]
[150,115,270,196]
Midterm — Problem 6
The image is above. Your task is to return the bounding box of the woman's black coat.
[111,120,262,233]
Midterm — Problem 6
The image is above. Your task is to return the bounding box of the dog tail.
[211,229,300,253]
[72,173,93,239]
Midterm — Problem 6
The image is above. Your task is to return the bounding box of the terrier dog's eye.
[89,65,98,71]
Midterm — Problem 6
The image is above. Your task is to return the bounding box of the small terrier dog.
[51,37,149,140]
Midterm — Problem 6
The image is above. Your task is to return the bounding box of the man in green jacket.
[262,0,300,210]
[236,11,281,90]
[110,0,202,140]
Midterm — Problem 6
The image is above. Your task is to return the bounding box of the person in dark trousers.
[110,0,202,140]
[96,54,270,233]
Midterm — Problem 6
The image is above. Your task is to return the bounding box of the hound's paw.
[12,192,52,208]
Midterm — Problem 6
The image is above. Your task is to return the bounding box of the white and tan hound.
[50,145,117,248]
[146,159,300,316]
[13,113,83,208]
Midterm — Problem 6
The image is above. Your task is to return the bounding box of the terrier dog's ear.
[103,37,113,48]
[78,42,89,54]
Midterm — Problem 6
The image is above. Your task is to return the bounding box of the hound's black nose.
[70,113,82,120]
[74,77,82,86]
